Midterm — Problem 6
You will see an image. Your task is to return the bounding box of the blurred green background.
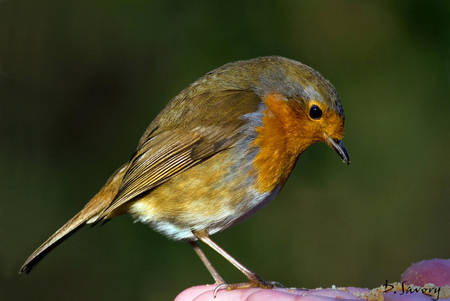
[1,0,450,300]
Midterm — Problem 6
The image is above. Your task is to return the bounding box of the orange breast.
[251,94,316,193]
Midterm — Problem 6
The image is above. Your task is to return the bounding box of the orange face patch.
[251,93,344,193]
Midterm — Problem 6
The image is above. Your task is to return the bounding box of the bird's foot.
[213,275,282,297]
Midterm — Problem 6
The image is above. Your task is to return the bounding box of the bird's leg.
[193,230,274,291]
[190,241,225,284]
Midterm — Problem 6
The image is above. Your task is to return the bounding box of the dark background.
[2,1,450,300]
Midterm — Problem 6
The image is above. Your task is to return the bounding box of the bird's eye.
[309,105,322,120]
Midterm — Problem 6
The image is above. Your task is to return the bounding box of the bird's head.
[251,56,350,165]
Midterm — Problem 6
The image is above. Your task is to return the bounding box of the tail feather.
[19,212,88,273]
[19,164,128,274]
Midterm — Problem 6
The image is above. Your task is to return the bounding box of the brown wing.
[19,88,261,273]
[94,89,261,222]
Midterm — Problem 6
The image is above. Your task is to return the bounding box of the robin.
[20,56,349,291]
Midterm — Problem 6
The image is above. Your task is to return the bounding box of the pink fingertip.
[401,259,450,286]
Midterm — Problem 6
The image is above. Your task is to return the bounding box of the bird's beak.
[325,135,350,165]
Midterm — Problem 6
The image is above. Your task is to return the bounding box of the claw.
[213,283,228,298]
[268,281,284,288]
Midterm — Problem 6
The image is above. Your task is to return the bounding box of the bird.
[19,56,349,291]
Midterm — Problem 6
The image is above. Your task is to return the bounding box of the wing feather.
[94,90,262,222]
[95,133,202,221]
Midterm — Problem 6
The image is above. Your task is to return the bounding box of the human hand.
[175,259,450,301]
